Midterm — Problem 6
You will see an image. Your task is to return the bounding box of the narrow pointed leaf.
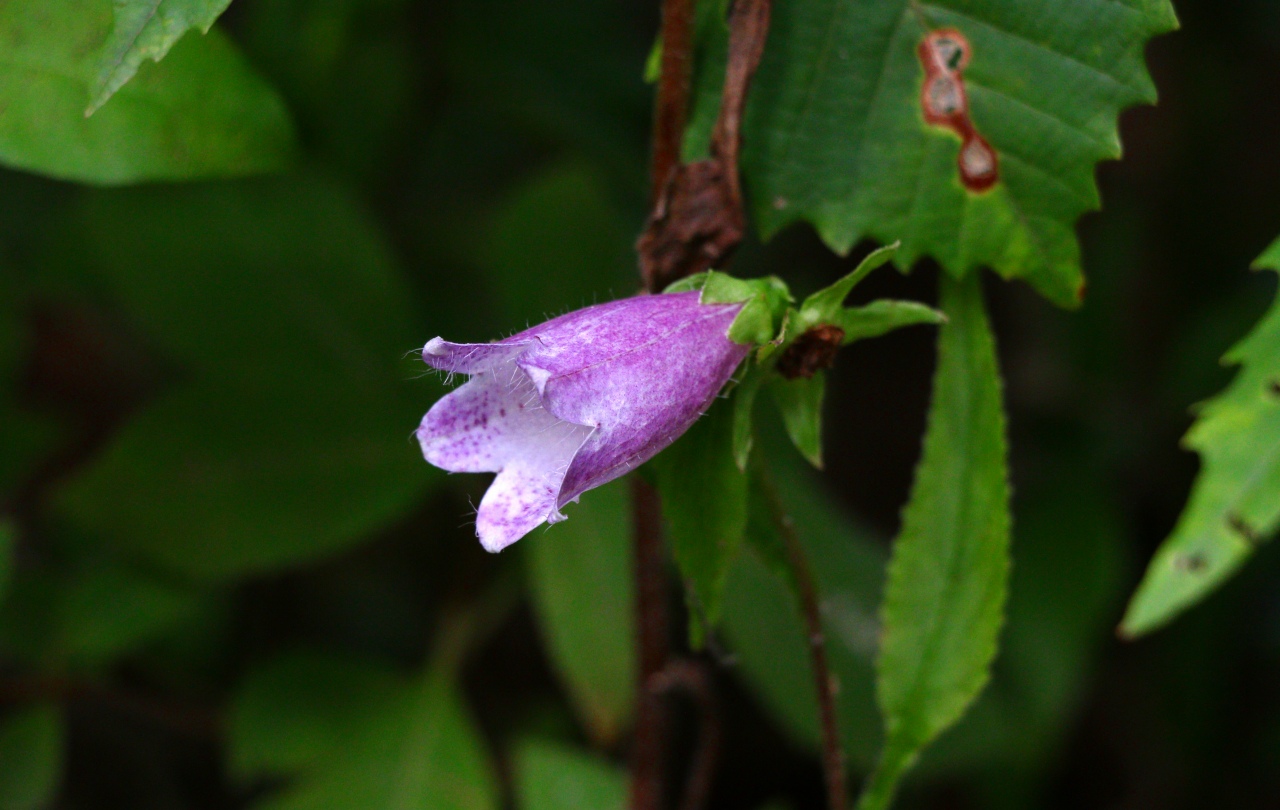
[88,0,234,114]
[860,272,1011,810]
[1121,242,1280,637]
[732,365,768,471]
[769,373,826,468]
[800,243,900,323]
[833,301,946,344]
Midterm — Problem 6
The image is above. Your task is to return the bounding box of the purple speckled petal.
[421,337,532,375]
[417,367,592,551]
[518,299,748,503]
[417,291,749,551]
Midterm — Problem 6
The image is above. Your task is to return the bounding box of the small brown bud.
[776,324,845,380]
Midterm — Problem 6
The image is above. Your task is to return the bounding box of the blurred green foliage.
[0,0,1278,808]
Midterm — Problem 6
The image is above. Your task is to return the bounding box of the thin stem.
[650,0,696,208]
[650,660,721,810]
[757,464,848,810]
[629,475,670,810]
[710,0,772,212]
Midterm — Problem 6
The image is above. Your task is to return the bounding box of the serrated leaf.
[833,301,947,344]
[653,399,749,641]
[769,373,826,468]
[922,465,1124,775]
[1120,244,1280,637]
[514,739,626,810]
[689,0,1177,307]
[88,0,234,115]
[860,272,1011,810]
[44,176,434,578]
[526,479,635,747]
[0,0,294,184]
[0,705,62,810]
[799,243,899,324]
[253,663,498,810]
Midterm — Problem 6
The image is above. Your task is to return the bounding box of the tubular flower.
[417,292,749,552]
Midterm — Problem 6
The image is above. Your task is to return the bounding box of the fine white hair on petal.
[416,291,748,551]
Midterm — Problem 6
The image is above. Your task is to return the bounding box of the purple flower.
[417,292,749,552]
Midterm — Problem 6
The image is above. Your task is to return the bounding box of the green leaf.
[88,0,235,115]
[0,0,294,184]
[653,399,749,640]
[0,559,204,668]
[253,663,498,810]
[689,0,1177,307]
[526,479,635,747]
[769,373,826,468]
[45,176,434,578]
[0,705,62,810]
[921,464,1124,775]
[665,271,793,346]
[513,738,626,810]
[721,435,886,767]
[229,651,404,781]
[0,522,12,604]
[1120,243,1280,637]
[799,243,899,325]
[732,363,768,471]
[53,564,204,666]
[477,162,635,330]
[832,301,947,345]
[860,272,1011,810]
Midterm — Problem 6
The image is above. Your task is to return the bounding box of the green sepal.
[731,362,768,472]
[833,300,946,345]
[664,270,793,346]
[769,373,826,469]
[798,242,899,327]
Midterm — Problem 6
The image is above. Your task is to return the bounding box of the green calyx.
[665,270,793,346]
[670,243,945,474]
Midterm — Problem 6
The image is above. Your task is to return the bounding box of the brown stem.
[758,467,847,810]
[630,475,671,810]
[637,0,774,293]
[650,0,696,209]
[650,660,721,810]
[711,0,772,213]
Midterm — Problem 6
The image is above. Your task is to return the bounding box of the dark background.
[2,0,1279,807]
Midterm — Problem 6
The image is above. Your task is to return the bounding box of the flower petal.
[475,460,566,552]
[418,366,591,475]
[549,305,749,503]
[421,337,531,375]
